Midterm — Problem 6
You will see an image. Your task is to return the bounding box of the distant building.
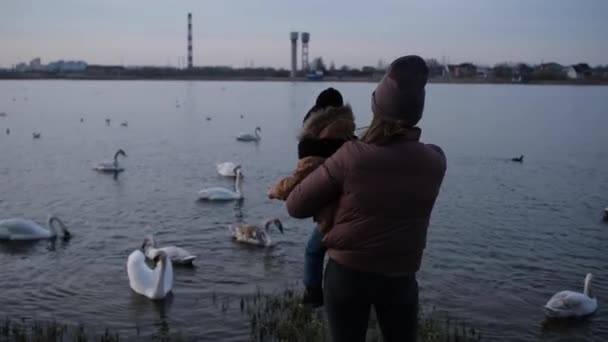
[476,66,493,79]
[15,63,28,72]
[448,63,477,78]
[29,58,42,71]
[568,63,592,79]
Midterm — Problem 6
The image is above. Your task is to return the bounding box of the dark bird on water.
[80,118,84,122]
[105,118,111,125]
[32,132,41,139]
[603,207,608,222]
[5,128,9,135]
[511,155,524,163]
[206,117,212,121]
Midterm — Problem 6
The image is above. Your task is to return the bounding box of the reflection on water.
[0,81,607,341]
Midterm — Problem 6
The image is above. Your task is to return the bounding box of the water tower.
[290,32,299,78]
[301,32,310,72]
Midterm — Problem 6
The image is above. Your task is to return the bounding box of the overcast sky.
[2,0,607,68]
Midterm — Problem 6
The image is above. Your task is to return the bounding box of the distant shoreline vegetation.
[0,288,482,342]
[1,59,608,85]
[1,73,607,86]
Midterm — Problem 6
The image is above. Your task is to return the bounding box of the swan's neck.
[113,153,120,165]
[234,172,242,195]
[48,219,59,237]
[154,258,167,297]
[584,276,592,297]
[255,129,260,139]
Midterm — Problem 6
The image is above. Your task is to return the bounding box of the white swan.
[0,216,71,240]
[127,249,173,300]
[229,218,284,247]
[217,162,241,177]
[95,149,127,172]
[198,166,243,201]
[544,273,598,318]
[236,126,261,142]
[142,234,196,265]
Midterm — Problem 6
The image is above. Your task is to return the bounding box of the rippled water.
[0,80,607,341]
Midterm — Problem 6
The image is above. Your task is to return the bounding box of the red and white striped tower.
[187,13,193,69]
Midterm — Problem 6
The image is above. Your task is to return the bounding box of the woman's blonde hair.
[360,115,412,145]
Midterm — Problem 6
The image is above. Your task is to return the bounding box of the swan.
[127,249,173,300]
[198,166,243,201]
[217,162,241,177]
[0,216,71,240]
[121,121,128,127]
[95,149,127,172]
[142,234,196,265]
[229,218,284,247]
[236,126,261,142]
[544,273,598,318]
[32,132,41,139]
[511,155,524,163]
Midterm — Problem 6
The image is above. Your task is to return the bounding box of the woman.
[269,87,356,307]
[286,55,446,342]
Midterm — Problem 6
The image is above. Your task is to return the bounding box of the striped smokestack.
[187,13,193,69]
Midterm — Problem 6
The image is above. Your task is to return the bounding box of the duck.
[105,118,111,126]
[603,207,608,222]
[5,128,9,135]
[32,132,41,139]
[216,162,241,177]
[127,248,173,300]
[121,121,128,127]
[142,234,196,266]
[544,273,598,318]
[229,218,284,247]
[95,149,127,172]
[205,117,212,122]
[80,118,84,123]
[0,112,7,117]
[511,155,524,163]
[236,126,261,142]
[0,216,71,241]
[198,166,243,201]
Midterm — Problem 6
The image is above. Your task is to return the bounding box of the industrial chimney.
[290,32,299,78]
[187,13,193,69]
[301,32,310,72]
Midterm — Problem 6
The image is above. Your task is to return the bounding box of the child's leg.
[303,227,326,289]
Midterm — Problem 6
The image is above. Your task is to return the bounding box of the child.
[269,87,356,307]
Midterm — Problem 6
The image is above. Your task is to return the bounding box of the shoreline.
[1,75,607,86]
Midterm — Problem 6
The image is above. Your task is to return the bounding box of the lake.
[0,80,607,341]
